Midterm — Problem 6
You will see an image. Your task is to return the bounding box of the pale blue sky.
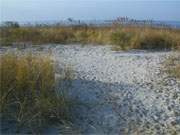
[1,0,180,22]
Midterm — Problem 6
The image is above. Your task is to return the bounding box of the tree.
[2,21,20,28]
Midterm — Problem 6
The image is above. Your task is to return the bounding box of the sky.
[1,0,180,22]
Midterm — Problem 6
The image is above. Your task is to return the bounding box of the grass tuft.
[165,55,180,79]
[0,53,72,133]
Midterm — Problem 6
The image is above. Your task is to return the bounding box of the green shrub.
[0,53,72,133]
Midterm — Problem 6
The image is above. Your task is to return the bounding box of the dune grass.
[0,53,72,133]
[165,55,180,79]
[173,64,180,79]
[1,24,180,50]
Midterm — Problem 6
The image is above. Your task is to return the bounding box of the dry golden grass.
[165,55,180,79]
[0,53,72,133]
[1,25,180,50]
[174,64,180,79]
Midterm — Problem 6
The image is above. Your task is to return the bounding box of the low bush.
[0,53,72,133]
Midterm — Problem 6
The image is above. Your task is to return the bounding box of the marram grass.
[1,25,180,50]
[165,55,180,79]
[0,53,72,133]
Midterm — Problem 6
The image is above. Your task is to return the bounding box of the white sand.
[53,45,180,134]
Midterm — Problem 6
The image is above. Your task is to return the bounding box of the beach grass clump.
[174,64,180,79]
[0,27,75,45]
[40,28,75,44]
[110,29,133,50]
[110,27,180,50]
[165,55,180,79]
[136,29,176,50]
[0,53,72,133]
[1,22,180,50]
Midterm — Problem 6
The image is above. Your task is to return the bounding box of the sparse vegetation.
[0,53,72,133]
[165,55,180,79]
[1,22,180,50]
